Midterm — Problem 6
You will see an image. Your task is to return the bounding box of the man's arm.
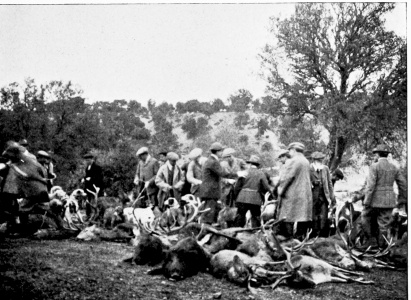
[277,159,297,197]
[395,169,407,207]
[363,165,377,207]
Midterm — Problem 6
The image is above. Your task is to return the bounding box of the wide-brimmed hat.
[136,147,149,156]
[246,155,261,166]
[188,148,203,160]
[83,153,94,159]
[311,151,326,160]
[277,149,290,159]
[37,150,51,159]
[287,142,305,151]
[222,148,236,158]
[210,142,224,151]
[18,139,28,146]
[167,152,179,161]
[372,144,390,154]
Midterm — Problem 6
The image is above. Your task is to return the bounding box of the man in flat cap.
[233,155,272,227]
[361,144,407,249]
[186,148,204,197]
[18,139,36,161]
[310,151,335,237]
[199,142,229,224]
[134,147,160,207]
[82,153,104,220]
[220,148,246,207]
[37,150,57,192]
[276,142,312,239]
[155,152,185,210]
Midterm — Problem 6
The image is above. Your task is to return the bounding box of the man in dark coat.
[361,144,407,248]
[134,147,160,207]
[310,151,335,237]
[276,142,313,239]
[82,153,104,219]
[199,142,233,224]
[233,155,272,227]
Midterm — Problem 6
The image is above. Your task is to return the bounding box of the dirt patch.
[0,238,407,300]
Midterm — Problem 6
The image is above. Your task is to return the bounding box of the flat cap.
[372,144,390,153]
[210,142,224,151]
[18,139,28,146]
[222,148,236,158]
[37,150,51,159]
[188,148,203,160]
[246,155,261,166]
[277,149,290,158]
[83,153,94,159]
[136,147,149,156]
[167,152,179,161]
[287,142,305,151]
[311,151,326,160]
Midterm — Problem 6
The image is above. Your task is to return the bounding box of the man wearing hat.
[233,155,273,227]
[18,139,36,161]
[82,153,104,219]
[276,142,313,239]
[158,150,168,167]
[134,147,160,207]
[199,142,229,224]
[310,151,335,237]
[361,144,407,248]
[220,148,246,207]
[155,152,185,210]
[37,150,57,192]
[186,148,204,196]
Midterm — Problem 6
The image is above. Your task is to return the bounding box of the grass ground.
[0,237,407,300]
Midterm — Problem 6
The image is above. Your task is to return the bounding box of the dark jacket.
[199,155,226,200]
[234,166,271,206]
[310,164,335,205]
[84,162,104,196]
[364,158,407,208]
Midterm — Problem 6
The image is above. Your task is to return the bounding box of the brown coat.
[155,162,185,208]
[134,155,160,196]
[277,152,312,222]
[234,167,271,206]
[199,155,226,200]
[364,158,407,208]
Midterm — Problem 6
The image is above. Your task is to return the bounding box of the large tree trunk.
[328,136,347,172]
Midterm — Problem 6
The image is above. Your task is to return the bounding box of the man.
[37,150,57,192]
[158,150,168,167]
[310,151,335,237]
[361,144,407,248]
[134,147,160,207]
[186,148,204,196]
[199,142,233,224]
[233,155,272,227]
[276,142,313,239]
[18,139,37,160]
[278,149,291,166]
[220,148,246,207]
[272,149,291,198]
[155,152,185,210]
[82,153,104,220]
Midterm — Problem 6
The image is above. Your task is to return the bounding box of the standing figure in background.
[18,139,37,161]
[233,155,272,228]
[361,144,407,249]
[82,153,104,220]
[155,152,185,210]
[200,142,230,225]
[220,148,246,207]
[158,150,168,167]
[310,151,335,237]
[36,150,56,192]
[276,142,313,239]
[186,148,204,197]
[134,147,160,207]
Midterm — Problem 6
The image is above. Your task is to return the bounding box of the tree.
[211,98,226,112]
[228,89,253,113]
[151,112,178,151]
[260,3,405,170]
[181,116,210,140]
[234,112,250,129]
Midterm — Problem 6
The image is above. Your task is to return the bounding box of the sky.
[0,2,407,106]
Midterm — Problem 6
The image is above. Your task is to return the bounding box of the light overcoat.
[155,162,185,208]
[134,155,160,196]
[277,152,312,222]
[364,158,407,208]
[186,160,203,195]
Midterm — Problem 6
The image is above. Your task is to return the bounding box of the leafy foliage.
[181,116,210,140]
[228,89,253,113]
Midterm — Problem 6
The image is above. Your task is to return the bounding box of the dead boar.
[123,234,168,266]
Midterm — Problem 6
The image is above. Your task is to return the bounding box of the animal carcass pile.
[116,194,407,294]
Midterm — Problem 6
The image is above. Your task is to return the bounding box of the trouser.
[273,221,311,240]
[361,206,393,247]
[201,198,219,224]
[312,199,329,237]
[234,202,261,228]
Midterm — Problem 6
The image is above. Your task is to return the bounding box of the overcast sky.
[0,3,406,105]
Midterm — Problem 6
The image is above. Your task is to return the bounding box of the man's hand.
[133,178,139,185]
[144,181,150,189]
[81,178,85,183]
[226,179,236,185]
[85,177,91,181]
